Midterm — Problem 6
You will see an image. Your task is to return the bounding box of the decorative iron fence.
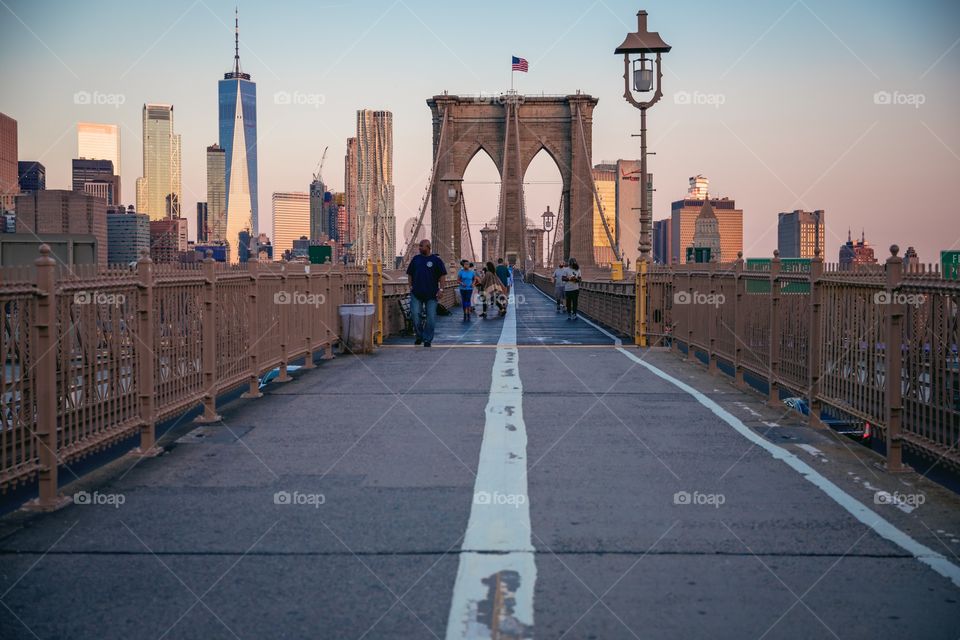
[1,247,377,508]
[533,248,960,471]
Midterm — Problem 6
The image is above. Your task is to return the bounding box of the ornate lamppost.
[615,10,670,264]
[541,205,555,269]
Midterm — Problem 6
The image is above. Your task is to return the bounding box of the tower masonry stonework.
[426,93,598,267]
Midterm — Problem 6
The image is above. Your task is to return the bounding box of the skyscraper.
[778,209,825,258]
[196,202,208,243]
[687,174,709,199]
[77,123,121,182]
[309,177,327,241]
[138,104,180,220]
[614,160,652,270]
[271,192,310,258]
[107,205,149,265]
[219,11,258,263]
[344,137,358,256]
[355,110,395,264]
[591,163,617,265]
[688,197,722,262]
[839,229,877,267]
[670,177,743,264]
[206,144,226,241]
[72,158,120,205]
[0,113,17,212]
[18,161,45,192]
[653,218,672,264]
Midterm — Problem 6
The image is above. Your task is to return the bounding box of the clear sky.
[2,0,958,263]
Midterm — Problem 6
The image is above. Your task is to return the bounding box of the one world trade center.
[219,10,258,262]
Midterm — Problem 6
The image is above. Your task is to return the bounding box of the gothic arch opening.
[524,148,563,269]
[461,146,499,264]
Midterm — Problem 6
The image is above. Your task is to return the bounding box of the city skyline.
[1,0,958,263]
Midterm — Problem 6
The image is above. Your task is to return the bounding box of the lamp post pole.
[616,9,670,264]
[541,205,555,271]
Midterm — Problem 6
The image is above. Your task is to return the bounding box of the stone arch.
[426,93,598,267]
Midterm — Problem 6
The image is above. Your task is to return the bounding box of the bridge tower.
[421,92,600,268]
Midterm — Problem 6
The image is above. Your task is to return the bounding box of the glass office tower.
[218,12,258,262]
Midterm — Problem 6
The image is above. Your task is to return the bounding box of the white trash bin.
[339,303,375,353]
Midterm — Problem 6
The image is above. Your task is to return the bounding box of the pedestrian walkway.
[2,284,960,639]
[384,282,613,347]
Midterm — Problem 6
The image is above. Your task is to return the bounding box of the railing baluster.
[884,245,907,472]
[243,259,263,399]
[768,251,781,407]
[197,251,221,423]
[135,251,160,455]
[26,246,69,510]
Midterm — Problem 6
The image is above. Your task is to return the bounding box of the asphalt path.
[1,282,959,639]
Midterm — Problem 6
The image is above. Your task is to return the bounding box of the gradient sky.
[2,0,958,263]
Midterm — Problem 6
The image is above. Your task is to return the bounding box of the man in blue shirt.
[406,239,447,347]
[495,258,511,315]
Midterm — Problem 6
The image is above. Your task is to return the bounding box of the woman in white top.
[562,258,582,320]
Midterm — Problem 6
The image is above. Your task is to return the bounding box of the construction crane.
[312,145,329,184]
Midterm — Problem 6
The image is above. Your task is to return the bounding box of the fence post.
[135,250,160,455]
[322,263,337,359]
[302,264,317,369]
[27,245,70,510]
[733,253,746,388]
[767,250,782,407]
[807,250,825,428]
[366,260,374,304]
[196,250,222,423]
[277,264,292,383]
[685,269,696,363]
[884,245,907,472]
[375,260,384,346]
[242,258,263,398]
[708,262,719,374]
[670,267,680,355]
[635,260,647,346]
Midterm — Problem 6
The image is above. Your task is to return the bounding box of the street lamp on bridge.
[615,9,670,264]
[541,205,555,267]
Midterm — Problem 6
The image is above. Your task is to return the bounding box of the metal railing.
[533,248,960,471]
[1,247,378,508]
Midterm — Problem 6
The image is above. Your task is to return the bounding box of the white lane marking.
[796,444,829,462]
[734,401,762,418]
[615,346,960,589]
[446,300,536,639]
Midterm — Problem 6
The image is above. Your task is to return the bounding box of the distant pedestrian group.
[553,258,581,320]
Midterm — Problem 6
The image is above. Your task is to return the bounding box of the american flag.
[511,56,528,72]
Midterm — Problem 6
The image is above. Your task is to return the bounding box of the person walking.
[552,261,567,312]
[495,258,511,314]
[406,239,447,347]
[457,261,476,322]
[563,257,582,320]
[468,263,478,315]
[478,261,505,318]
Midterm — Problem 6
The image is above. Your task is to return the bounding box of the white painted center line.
[446,301,536,639]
